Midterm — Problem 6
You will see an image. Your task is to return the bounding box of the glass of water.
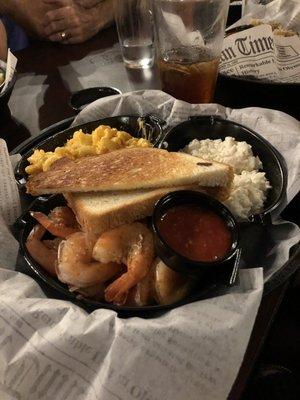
[114,0,154,69]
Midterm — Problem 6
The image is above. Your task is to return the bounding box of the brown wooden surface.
[12,28,118,133]
[1,26,295,399]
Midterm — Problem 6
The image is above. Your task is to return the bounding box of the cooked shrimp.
[93,222,155,305]
[26,224,58,277]
[152,258,193,306]
[30,206,79,238]
[57,231,122,289]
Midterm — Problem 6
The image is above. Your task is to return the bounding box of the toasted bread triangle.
[26,148,233,196]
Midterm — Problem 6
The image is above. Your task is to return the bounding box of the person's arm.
[0,20,8,61]
[42,0,114,44]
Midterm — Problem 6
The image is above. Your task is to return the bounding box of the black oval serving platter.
[160,115,287,221]
[14,114,164,188]
[12,114,289,315]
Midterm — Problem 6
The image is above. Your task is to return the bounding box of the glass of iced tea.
[153,0,230,103]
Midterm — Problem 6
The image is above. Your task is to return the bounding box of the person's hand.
[42,0,107,44]
[75,0,104,8]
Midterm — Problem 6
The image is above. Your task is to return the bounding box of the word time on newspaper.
[219,24,300,83]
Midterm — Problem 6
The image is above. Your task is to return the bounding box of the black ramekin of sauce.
[152,191,239,282]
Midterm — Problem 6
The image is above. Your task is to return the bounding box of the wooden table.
[2,26,299,400]
[5,27,160,147]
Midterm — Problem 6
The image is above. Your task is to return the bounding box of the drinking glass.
[153,0,230,103]
[115,0,155,69]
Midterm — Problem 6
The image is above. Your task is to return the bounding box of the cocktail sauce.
[157,204,232,262]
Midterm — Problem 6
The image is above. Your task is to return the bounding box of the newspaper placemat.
[1,91,300,399]
[0,137,263,399]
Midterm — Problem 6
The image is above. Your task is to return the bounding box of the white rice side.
[183,137,262,174]
[182,137,271,219]
[224,171,271,219]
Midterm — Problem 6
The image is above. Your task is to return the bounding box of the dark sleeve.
[1,15,29,52]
